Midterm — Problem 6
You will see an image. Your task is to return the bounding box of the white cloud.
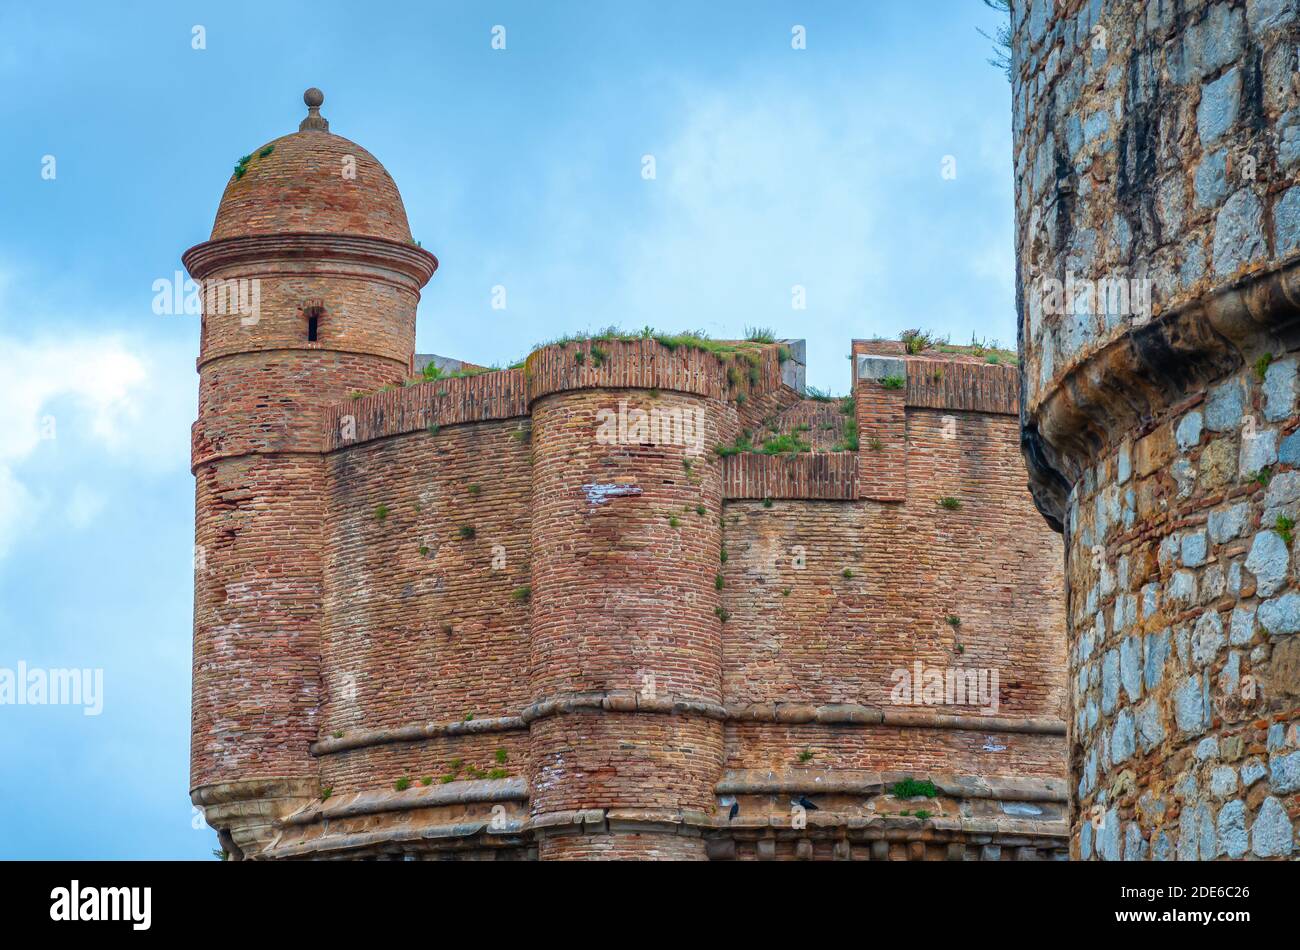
[0,264,195,556]
[0,336,148,463]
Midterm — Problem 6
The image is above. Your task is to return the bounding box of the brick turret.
[184,90,437,856]
[524,344,733,858]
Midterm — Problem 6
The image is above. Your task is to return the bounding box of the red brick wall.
[724,723,1062,777]
[318,420,533,791]
[538,829,706,861]
[856,377,908,501]
[718,407,1066,782]
[526,387,728,838]
[528,389,726,702]
[528,713,725,815]
[191,453,325,789]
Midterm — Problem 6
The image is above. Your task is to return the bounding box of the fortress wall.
[322,369,529,449]
[1061,360,1300,860]
[527,387,725,703]
[314,371,534,796]
[717,404,1066,783]
[720,410,1065,717]
[538,832,706,861]
[318,420,532,779]
[191,321,1073,856]
[1013,0,1300,418]
[527,713,726,813]
[524,337,784,404]
[1014,0,1300,860]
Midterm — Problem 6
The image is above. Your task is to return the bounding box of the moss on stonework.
[891,778,939,798]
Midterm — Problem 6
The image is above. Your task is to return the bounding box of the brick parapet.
[524,338,784,405]
[905,358,1019,415]
[856,375,908,502]
[852,339,1022,414]
[722,452,858,500]
[321,369,529,451]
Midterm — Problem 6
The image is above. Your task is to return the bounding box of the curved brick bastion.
[186,91,1069,860]
[1012,0,1300,859]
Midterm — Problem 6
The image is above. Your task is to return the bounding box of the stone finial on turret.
[300,87,329,132]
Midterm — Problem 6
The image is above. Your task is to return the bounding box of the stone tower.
[184,90,437,857]
[1012,1,1300,859]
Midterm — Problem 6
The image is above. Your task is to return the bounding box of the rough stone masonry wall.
[1013,0,1300,859]
[1065,363,1300,860]
[1014,0,1300,416]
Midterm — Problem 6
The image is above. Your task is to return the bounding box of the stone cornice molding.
[309,694,1066,757]
[182,232,438,287]
[1025,256,1300,527]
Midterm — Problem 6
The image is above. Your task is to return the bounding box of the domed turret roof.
[210,89,413,244]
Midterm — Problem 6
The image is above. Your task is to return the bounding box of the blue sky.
[0,1,1013,858]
